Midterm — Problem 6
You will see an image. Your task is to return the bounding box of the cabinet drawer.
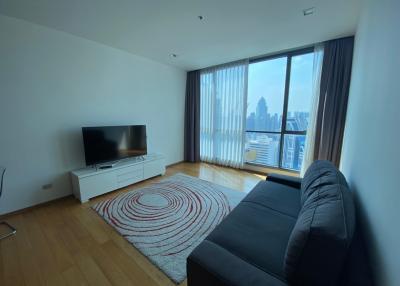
[143,159,165,179]
[79,171,117,199]
[117,175,143,189]
[115,164,142,176]
[117,168,143,182]
[116,164,143,182]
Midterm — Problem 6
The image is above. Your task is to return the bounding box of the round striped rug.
[93,173,245,283]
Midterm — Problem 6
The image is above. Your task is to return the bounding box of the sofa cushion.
[243,180,301,218]
[301,160,349,205]
[188,240,288,286]
[207,200,297,280]
[284,160,355,286]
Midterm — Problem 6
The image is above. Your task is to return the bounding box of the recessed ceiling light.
[170,54,178,58]
[303,7,315,16]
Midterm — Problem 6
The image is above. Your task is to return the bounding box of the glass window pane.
[282,134,306,171]
[286,53,314,131]
[246,57,287,132]
[245,132,280,167]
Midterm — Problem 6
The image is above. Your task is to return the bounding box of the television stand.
[70,153,166,203]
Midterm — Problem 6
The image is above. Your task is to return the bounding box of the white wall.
[340,0,400,285]
[0,15,186,214]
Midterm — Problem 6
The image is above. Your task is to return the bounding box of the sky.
[247,52,314,116]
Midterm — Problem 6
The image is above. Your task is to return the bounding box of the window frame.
[245,46,315,172]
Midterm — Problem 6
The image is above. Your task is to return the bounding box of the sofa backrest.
[300,160,349,205]
[284,160,355,286]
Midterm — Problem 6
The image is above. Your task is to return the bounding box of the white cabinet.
[71,153,165,203]
[144,159,165,180]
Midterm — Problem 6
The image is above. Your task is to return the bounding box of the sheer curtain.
[301,44,324,176]
[200,60,249,168]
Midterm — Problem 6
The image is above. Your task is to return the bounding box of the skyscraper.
[246,96,309,171]
[255,97,268,131]
[246,112,255,131]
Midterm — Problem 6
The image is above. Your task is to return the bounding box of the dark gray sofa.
[187,160,370,286]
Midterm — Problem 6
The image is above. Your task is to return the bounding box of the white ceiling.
[0,0,362,70]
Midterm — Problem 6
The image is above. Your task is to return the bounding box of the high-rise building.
[246,112,255,131]
[255,97,267,131]
[245,134,279,166]
[246,97,308,171]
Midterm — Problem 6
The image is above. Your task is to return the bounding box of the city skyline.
[247,53,314,115]
[246,96,310,132]
[245,96,308,171]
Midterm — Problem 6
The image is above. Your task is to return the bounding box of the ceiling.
[0,0,362,70]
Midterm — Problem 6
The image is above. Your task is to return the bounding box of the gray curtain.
[184,70,201,162]
[314,36,354,166]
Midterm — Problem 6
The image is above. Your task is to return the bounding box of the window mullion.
[279,56,292,168]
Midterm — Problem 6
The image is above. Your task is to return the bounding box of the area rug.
[92,173,245,284]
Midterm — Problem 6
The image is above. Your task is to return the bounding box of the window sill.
[244,163,300,178]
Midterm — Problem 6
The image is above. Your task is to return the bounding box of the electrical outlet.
[42,183,53,190]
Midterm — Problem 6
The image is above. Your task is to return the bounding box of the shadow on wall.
[35,127,86,203]
[45,173,73,200]
[56,127,86,171]
[30,127,88,204]
[346,185,376,286]
[0,167,74,215]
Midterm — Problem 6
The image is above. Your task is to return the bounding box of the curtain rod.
[192,34,354,72]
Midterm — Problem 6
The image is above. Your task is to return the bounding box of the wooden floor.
[0,162,265,286]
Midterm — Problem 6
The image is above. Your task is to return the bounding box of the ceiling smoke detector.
[303,7,315,16]
[198,15,204,20]
[170,54,178,58]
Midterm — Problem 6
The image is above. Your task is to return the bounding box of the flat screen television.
[82,125,147,166]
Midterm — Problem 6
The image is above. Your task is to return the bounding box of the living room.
[0,0,398,285]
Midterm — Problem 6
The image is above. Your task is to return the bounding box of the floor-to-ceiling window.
[245,48,314,172]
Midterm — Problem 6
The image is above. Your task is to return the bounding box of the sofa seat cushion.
[188,240,288,286]
[206,201,297,280]
[243,181,301,218]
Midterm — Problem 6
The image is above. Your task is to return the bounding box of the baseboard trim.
[0,194,73,219]
[197,161,298,178]
[166,160,185,168]
[243,164,300,177]
[1,162,184,218]
[0,160,281,218]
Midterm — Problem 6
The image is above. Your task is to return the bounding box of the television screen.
[82,125,147,166]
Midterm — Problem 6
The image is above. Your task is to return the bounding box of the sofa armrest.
[266,173,302,189]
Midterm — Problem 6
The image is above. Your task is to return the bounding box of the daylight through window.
[245,49,314,171]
